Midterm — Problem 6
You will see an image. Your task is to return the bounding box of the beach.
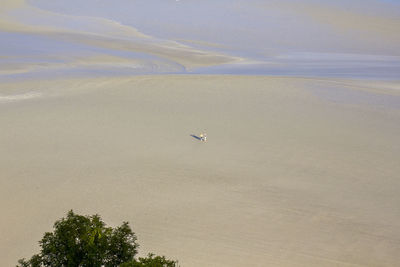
[1,75,400,266]
[2,0,400,266]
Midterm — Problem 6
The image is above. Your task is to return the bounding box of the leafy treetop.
[17,210,177,267]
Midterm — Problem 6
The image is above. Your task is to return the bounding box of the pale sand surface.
[1,75,400,266]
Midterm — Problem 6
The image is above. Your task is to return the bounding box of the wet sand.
[1,75,400,266]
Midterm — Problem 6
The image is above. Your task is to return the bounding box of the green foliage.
[120,253,178,267]
[17,210,176,267]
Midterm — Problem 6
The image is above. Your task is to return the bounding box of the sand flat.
[1,1,400,266]
[1,75,400,266]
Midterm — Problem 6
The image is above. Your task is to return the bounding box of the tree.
[120,253,178,267]
[120,254,177,267]
[17,210,177,267]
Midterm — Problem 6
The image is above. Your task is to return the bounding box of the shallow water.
[1,0,399,80]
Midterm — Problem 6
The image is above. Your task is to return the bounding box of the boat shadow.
[190,134,202,141]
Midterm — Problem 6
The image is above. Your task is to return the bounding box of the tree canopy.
[17,210,177,267]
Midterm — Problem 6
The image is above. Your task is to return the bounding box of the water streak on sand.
[0,92,41,102]
[1,0,399,79]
